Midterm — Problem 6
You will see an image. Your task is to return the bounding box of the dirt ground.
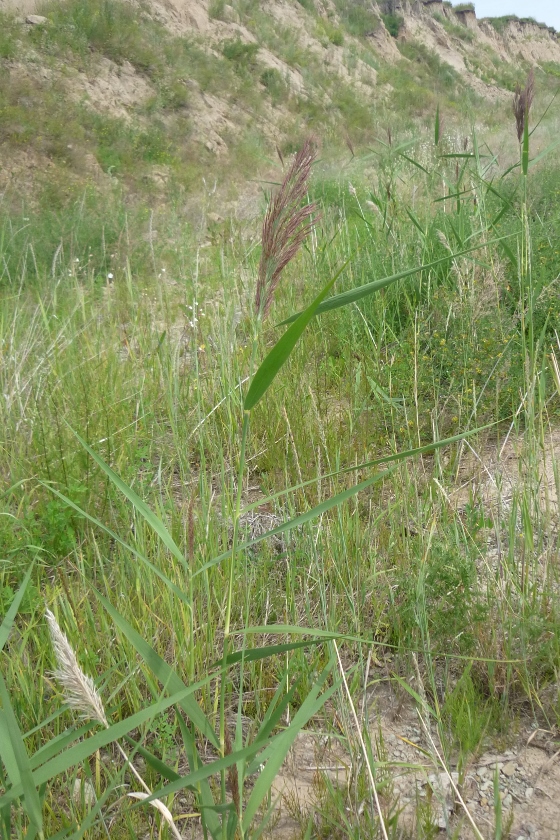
[270,682,560,839]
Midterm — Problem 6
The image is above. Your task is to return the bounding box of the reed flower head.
[45,608,108,728]
[513,69,535,142]
[255,138,319,320]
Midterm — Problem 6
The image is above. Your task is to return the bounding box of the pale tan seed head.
[45,608,108,728]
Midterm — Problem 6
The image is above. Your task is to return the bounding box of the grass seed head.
[45,608,108,728]
[513,68,535,142]
[255,138,319,320]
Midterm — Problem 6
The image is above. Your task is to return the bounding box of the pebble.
[502,761,517,777]
[503,794,512,808]
[26,14,48,24]
[72,778,96,807]
[525,787,534,800]
[480,796,488,807]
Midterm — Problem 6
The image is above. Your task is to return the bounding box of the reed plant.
[2,87,560,839]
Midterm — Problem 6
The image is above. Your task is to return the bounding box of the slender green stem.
[219,326,260,840]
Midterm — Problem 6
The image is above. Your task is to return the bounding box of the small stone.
[73,778,96,807]
[502,761,517,777]
[480,796,488,807]
[26,14,48,24]
[525,787,534,800]
[503,794,512,808]
[481,779,493,792]
[477,766,488,777]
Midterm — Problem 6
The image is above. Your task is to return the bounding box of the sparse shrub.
[442,667,495,758]
[296,0,315,11]
[260,67,288,103]
[208,0,226,20]
[0,13,18,58]
[334,0,379,37]
[31,0,164,74]
[328,24,345,46]
[392,539,487,655]
[381,12,403,38]
[221,38,259,66]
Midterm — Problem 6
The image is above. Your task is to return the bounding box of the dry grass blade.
[45,608,108,727]
[513,68,535,142]
[255,138,319,320]
[127,793,183,840]
[333,641,389,840]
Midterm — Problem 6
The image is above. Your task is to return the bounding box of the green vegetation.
[485,14,555,34]
[381,12,404,38]
[433,11,475,41]
[2,0,560,835]
[333,0,379,37]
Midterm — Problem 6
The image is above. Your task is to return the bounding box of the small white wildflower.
[107,272,114,280]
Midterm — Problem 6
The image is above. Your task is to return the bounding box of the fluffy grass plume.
[255,137,318,320]
[45,608,108,727]
[513,68,535,142]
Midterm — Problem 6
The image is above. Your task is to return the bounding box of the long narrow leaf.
[0,565,33,653]
[0,674,44,836]
[0,682,210,810]
[245,256,351,410]
[239,421,495,516]
[64,428,188,571]
[194,468,394,578]
[281,235,513,323]
[41,483,191,607]
[242,661,341,830]
[94,591,219,748]
[176,714,221,839]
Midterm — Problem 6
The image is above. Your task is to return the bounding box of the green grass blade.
[194,468,394,578]
[242,660,341,830]
[0,711,20,790]
[0,564,33,652]
[281,236,513,323]
[94,591,219,748]
[0,682,210,810]
[435,104,440,145]
[224,638,329,666]
[41,483,192,606]
[65,428,188,571]
[528,136,560,168]
[128,739,275,807]
[176,714,221,840]
[0,674,44,838]
[244,256,351,410]
[239,422,495,516]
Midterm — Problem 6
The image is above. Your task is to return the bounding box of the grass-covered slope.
[3,1,560,838]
